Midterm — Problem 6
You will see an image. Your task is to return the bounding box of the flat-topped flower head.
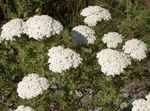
[132,99,150,111]
[14,105,34,111]
[81,6,104,17]
[96,49,131,76]
[72,25,96,44]
[123,39,147,61]
[80,6,111,26]
[0,18,25,41]
[17,73,49,99]
[102,32,123,48]
[24,15,63,39]
[48,46,82,73]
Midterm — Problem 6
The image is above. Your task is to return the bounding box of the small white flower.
[24,15,63,39]
[80,6,111,26]
[14,105,34,111]
[132,99,150,111]
[102,32,123,48]
[96,49,131,76]
[17,73,49,99]
[0,18,25,41]
[71,25,96,44]
[123,39,147,61]
[48,46,82,73]
[146,93,150,101]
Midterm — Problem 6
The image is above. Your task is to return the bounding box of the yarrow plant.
[23,15,63,39]
[0,3,149,110]
[0,15,63,42]
[102,32,123,48]
[71,25,96,44]
[131,92,150,111]
[96,49,131,76]
[146,93,150,101]
[0,18,25,41]
[17,73,49,99]
[48,46,82,73]
[14,105,34,111]
[123,39,147,61]
[80,6,111,26]
[132,99,150,111]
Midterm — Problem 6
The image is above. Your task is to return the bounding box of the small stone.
[122,92,129,98]
[75,90,83,97]
[51,83,58,89]
[120,102,128,110]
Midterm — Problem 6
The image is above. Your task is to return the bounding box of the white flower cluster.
[24,15,63,39]
[80,6,111,26]
[132,99,150,111]
[146,93,150,101]
[0,15,63,42]
[71,25,96,44]
[102,32,123,48]
[14,105,34,111]
[48,46,82,73]
[123,39,147,61]
[131,92,150,111]
[96,49,131,76]
[17,73,49,99]
[0,18,25,41]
